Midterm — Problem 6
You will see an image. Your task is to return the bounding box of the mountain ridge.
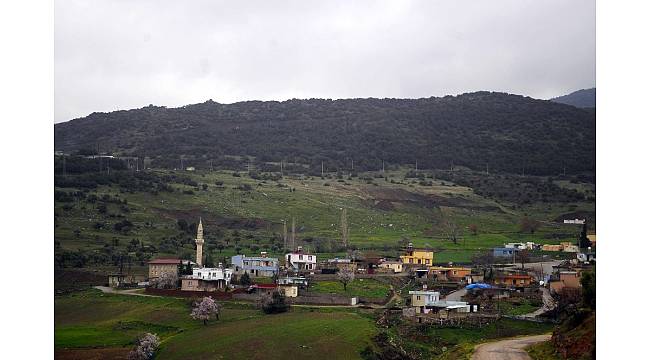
[55,91,595,176]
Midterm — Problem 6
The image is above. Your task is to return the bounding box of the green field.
[55,289,377,359]
[55,288,557,360]
[55,168,594,272]
[309,279,391,298]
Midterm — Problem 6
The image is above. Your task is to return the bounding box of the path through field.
[471,334,551,360]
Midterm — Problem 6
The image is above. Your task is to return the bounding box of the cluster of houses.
[108,218,596,324]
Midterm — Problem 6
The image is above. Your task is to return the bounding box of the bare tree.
[191,296,222,325]
[442,218,461,245]
[337,267,355,291]
[127,333,159,360]
[518,249,530,269]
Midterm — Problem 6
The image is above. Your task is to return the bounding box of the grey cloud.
[55,0,595,123]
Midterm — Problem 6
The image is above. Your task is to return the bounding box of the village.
[105,217,596,328]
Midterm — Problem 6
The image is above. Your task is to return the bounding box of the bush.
[260,291,289,314]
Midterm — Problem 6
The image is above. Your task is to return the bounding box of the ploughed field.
[55,168,595,274]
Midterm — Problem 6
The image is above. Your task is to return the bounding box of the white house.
[285,247,317,271]
[409,289,470,314]
[181,266,233,291]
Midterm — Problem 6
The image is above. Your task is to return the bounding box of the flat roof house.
[285,247,317,271]
[378,260,403,273]
[400,244,434,266]
[231,254,279,277]
[181,267,233,292]
[493,247,517,258]
[494,274,534,288]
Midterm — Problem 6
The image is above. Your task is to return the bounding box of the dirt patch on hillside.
[362,187,503,213]
[152,208,272,230]
[55,347,130,360]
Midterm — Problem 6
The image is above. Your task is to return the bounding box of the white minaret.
[195,218,204,267]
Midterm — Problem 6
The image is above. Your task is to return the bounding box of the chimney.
[422,284,428,290]
[261,251,268,258]
[218,262,223,268]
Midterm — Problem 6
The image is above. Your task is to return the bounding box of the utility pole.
[280,160,284,177]
[283,219,288,251]
[341,208,348,249]
[209,160,213,171]
[486,163,489,175]
[62,156,66,177]
[415,160,418,173]
[351,159,354,171]
[382,160,385,173]
[291,217,296,251]
[321,161,324,177]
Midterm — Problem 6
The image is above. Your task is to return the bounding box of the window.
[299,255,303,260]
[417,296,421,300]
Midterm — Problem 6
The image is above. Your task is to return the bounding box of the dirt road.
[472,334,551,360]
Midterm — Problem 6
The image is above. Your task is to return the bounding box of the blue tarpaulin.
[465,283,492,290]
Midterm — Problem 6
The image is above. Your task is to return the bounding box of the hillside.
[55,92,595,176]
[550,88,596,108]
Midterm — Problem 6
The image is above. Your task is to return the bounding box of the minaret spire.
[195,218,205,267]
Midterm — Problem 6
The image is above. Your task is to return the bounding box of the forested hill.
[55,92,595,176]
[550,88,596,108]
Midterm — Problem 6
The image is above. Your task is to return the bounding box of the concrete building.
[277,276,309,287]
[181,267,233,291]
[408,289,470,314]
[400,244,434,266]
[549,271,582,294]
[429,267,472,282]
[378,260,403,273]
[148,258,181,280]
[279,284,299,298]
[493,247,517,258]
[285,247,317,271]
[232,253,279,277]
[494,274,534,288]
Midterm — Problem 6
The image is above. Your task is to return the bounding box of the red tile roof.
[148,258,181,265]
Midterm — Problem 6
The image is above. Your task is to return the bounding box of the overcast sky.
[55,0,595,123]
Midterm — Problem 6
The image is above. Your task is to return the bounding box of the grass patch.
[309,279,391,298]
[527,340,562,360]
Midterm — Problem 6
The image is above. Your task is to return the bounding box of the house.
[561,242,580,253]
[541,244,564,252]
[378,260,403,273]
[231,253,279,277]
[505,242,538,250]
[248,283,278,296]
[148,258,181,280]
[428,267,472,282]
[278,284,299,298]
[493,247,517,258]
[323,258,356,273]
[549,271,582,294]
[181,267,233,291]
[409,289,441,314]
[277,276,309,287]
[408,288,470,315]
[400,244,434,266]
[108,274,143,288]
[493,274,534,288]
[285,247,317,271]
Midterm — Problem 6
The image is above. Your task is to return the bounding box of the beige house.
[279,284,299,298]
[148,258,181,280]
[378,260,403,273]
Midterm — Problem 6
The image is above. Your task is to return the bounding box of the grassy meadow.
[55,168,594,270]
